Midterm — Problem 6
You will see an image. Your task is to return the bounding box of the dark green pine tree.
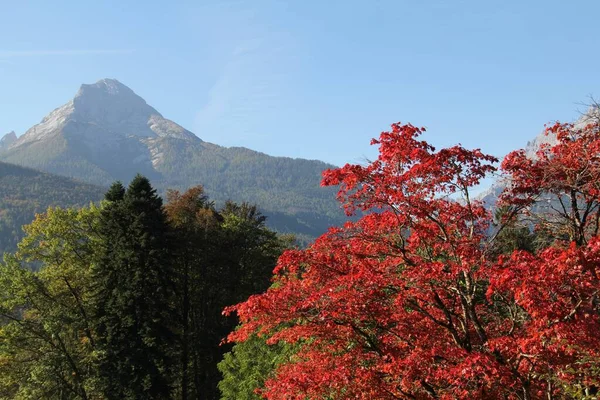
[104,180,126,202]
[92,175,175,399]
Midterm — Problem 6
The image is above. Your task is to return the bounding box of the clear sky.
[1,0,600,168]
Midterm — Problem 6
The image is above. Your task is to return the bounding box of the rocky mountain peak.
[81,78,133,95]
[14,79,199,146]
[75,78,155,108]
[72,78,161,124]
[0,131,17,150]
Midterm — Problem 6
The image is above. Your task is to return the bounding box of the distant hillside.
[0,159,332,254]
[0,161,105,254]
[0,79,345,239]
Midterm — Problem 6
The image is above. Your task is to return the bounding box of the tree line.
[0,176,290,399]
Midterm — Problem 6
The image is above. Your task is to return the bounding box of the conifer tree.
[91,175,175,400]
[104,181,125,202]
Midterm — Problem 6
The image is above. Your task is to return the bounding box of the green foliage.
[218,335,295,400]
[0,177,291,400]
[0,206,101,399]
[104,181,125,202]
[90,175,176,399]
[165,189,291,399]
[490,206,536,257]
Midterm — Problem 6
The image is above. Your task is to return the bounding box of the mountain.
[478,107,600,209]
[476,129,558,208]
[0,131,17,151]
[0,161,105,255]
[0,79,345,240]
[0,79,200,185]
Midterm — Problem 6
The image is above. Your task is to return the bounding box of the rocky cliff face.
[0,131,17,151]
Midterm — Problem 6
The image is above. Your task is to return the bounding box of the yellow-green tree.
[0,205,101,399]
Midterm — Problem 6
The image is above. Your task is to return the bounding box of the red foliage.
[500,119,600,245]
[225,123,600,399]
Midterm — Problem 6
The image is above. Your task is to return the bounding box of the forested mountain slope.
[0,161,104,254]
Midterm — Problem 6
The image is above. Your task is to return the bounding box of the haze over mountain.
[0,79,344,239]
[0,132,17,151]
[478,106,600,208]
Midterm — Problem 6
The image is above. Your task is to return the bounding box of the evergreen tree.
[91,175,175,400]
[104,181,125,202]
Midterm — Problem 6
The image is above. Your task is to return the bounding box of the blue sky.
[1,0,600,168]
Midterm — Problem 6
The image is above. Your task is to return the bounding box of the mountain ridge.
[0,79,345,240]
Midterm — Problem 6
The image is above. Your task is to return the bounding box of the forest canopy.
[1,117,600,400]
[226,121,600,400]
[0,177,290,399]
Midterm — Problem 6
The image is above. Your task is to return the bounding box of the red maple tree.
[500,117,600,246]
[226,122,600,399]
